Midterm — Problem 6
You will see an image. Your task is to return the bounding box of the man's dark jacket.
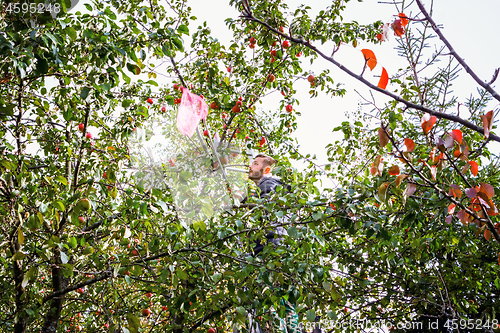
[243,176,291,256]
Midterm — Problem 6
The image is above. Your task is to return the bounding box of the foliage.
[0,0,499,332]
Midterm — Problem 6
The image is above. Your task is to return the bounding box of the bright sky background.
[68,0,500,188]
[177,0,500,184]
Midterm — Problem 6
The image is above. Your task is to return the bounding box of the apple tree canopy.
[0,0,499,332]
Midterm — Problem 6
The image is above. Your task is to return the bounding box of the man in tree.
[243,154,301,333]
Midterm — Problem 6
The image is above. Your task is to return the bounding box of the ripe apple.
[76,288,84,294]
[227,66,232,72]
[259,136,266,146]
[267,74,275,82]
[279,26,285,33]
[210,102,218,109]
[222,113,227,119]
[286,104,293,112]
[146,98,153,104]
[131,249,139,256]
[270,58,276,63]
[103,171,107,178]
[78,123,84,132]
[203,130,209,137]
[161,106,166,112]
[270,50,277,57]
[85,132,92,139]
[236,100,242,106]
[249,43,255,49]
[208,328,216,333]
[245,136,249,141]
[173,84,179,90]
[232,105,241,113]
[141,308,151,317]
[249,37,256,44]
[78,216,85,224]
[282,40,290,49]
[307,74,315,83]
[145,292,152,298]
[296,51,302,57]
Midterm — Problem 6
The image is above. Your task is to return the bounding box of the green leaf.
[126,63,141,75]
[306,309,316,322]
[80,87,91,99]
[287,226,298,239]
[172,37,184,51]
[68,236,77,249]
[0,104,15,117]
[126,313,140,333]
[12,252,26,261]
[176,268,188,280]
[65,26,77,41]
[53,201,65,211]
[18,228,24,245]
[36,57,49,74]
[177,25,189,35]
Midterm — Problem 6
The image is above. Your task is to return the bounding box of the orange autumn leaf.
[481,110,494,138]
[449,184,462,198]
[361,49,377,71]
[378,127,389,148]
[404,138,415,152]
[479,183,495,199]
[421,115,437,134]
[468,160,478,176]
[388,165,400,176]
[395,174,407,187]
[448,203,456,214]
[378,67,389,89]
[450,129,462,144]
[398,13,409,27]
[391,19,404,37]
[484,228,491,241]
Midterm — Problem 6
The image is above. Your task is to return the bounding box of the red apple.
[141,308,151,317]
[279,26,285,33]
[222,113,227,119]
[161,106,166,112]
[146,98,153,104]
[270,50,277,57]
[76,288,84,294]
[145,292,152,298]
[208,328,216,333]
[272,41,278,47]
[267,74,275,82]
[210,102,218,109]
[85,132,92,139]
[203,130,209,137]
[270,58,276,63]
[282,40,290,49]
[236,100,242,106]
[232,105,241,113]
[227,66,232,72]
[286,104,293,112]
[78,123,84,132]
[78,216,85,223]
[173,84,179,90]
[296,51,302,57]
[131,249,139,256]
[307,74,315,83]
[249,43,255,49]
[249,37,256,44]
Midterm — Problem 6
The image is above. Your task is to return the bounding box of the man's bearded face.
[248,157,266,180]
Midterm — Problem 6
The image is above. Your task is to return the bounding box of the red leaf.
[448,203,456,215]
[391,19,404,37]
[484,229,491,241]
[361,49,377,71]
[450,129,462,144]
[421,115,437,134]
[404,138,415,152]
[378,127,389,148]
[479,183,495,199]
[378,67,389,89]
[468,160,478,176]
[398,13,409,27]
[465,187,477,199]
[388,165,400,176]
[445,215,453,224]
[481,110,494,138]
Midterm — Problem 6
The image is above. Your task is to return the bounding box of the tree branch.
[415,0,500,103]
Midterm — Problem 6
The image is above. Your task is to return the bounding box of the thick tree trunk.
[41,249,68,333]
